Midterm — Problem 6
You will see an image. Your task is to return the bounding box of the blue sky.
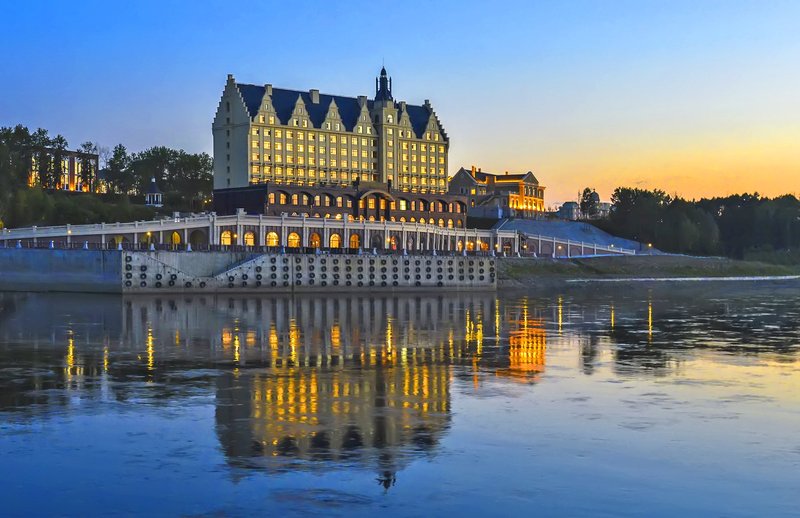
[1,0,798,203]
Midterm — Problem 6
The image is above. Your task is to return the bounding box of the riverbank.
[497,255,800,289]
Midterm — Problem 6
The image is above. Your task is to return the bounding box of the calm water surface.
[0,283,799,517]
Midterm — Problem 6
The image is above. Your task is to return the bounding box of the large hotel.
[212,68,469,227]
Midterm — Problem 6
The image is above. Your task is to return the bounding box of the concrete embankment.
[0,249,496,293]
[0,248,122,293]
[497,255,800,289]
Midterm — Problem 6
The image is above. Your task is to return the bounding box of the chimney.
[471,165,476,174]
[265,84,273,96]
[505,170,509,176]
[357,95,367,107]
[478,167,481,173]
[226,73,234,83]
[310,89,320,104]
[399,101,407,111]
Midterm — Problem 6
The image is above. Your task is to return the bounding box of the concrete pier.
[0,248,496,293]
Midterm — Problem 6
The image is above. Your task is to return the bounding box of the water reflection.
[1,282,799,493]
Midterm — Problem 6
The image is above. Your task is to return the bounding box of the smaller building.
[448,166,545,220]
[28,148,101,192]
[557,201,581,220]
[145,178,163,207]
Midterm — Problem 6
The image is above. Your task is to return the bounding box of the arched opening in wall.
[140,232,154,245]
[409,217,416,223]
[466,241,475,251]
[457,240,464,252]
[370,235,382,249]
[438,218,444,227]
[447,219,454,228]
[429,218,436,225]
[406,237,415,250]
[329,233,341,248]
[112,235,130,246]
[220,230,232,246]
[169,231,181,246]
[399,217,406,223]
[479,240,489,251]
[266,231,279,247]
[243,231,255,246]
[189,229,208,247]
[389,236,398,250]
[287,232,301,248]
[456,220,463,228]
[349,233,361,249]
[309,232,321,248]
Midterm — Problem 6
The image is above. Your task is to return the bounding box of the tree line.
[589,187,800,263]
[0,125,212,228]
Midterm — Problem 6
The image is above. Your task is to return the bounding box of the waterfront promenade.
[0,213,636,257]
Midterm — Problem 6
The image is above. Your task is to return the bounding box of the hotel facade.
[212,68,468,227]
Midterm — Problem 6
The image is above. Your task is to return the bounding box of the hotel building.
[212,68,467,227]
[448,166,545,220]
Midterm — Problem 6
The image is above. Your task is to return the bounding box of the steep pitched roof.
[235,82,434,137]
[459,167,541,185]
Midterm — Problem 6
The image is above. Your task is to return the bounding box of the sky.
[1,0,798,205]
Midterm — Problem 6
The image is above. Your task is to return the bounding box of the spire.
[375,66,392,101]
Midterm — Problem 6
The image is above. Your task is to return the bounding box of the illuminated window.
[287,232,301,248]
[329,233,341,248]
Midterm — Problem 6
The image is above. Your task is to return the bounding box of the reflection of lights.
[648,301,653,341]
[146,326,154,371]
[557,296,563,334]
[103,345,109,373]
[610,305,615,330]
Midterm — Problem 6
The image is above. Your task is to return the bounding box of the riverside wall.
[0,249,496,293]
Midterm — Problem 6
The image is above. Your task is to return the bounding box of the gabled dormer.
[289,95,312,128]
[322,98,343,131]
[354,97,375,135]
[257,85,277,122]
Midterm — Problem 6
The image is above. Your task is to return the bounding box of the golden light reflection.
[648,300,653,342]
[557,296,563,334]
[146,326,155,371]
[611,304,615,330]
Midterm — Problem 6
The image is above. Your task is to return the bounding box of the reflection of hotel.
[0,292,552,478]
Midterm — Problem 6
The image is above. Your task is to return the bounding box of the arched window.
[429,218,436,225]
[291,194,299,205]
[266,231,279,247]
[349,233,360,249]
[220,230,232,246]
[389,236,397,250]
[329,233,341,248]
[170,231,181,245]
[410,217,416,223]
[309,232,321,248]
[279,192,288,204]
[387,115,393,123]
[244,231,255,246]
[457,240,464,251]
[447,219,454,228]
[399,217,406,223]
[287,232,301,248]
[438,218,444,227]
[456,220,463,228]
[268,192,275,204]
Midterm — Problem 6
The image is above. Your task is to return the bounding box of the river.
[0,282,798,516]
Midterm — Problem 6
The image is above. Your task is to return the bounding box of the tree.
[106,144,133,194]
[50,134,69,189]
[79,141,98,192]
[580,187,599,218]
